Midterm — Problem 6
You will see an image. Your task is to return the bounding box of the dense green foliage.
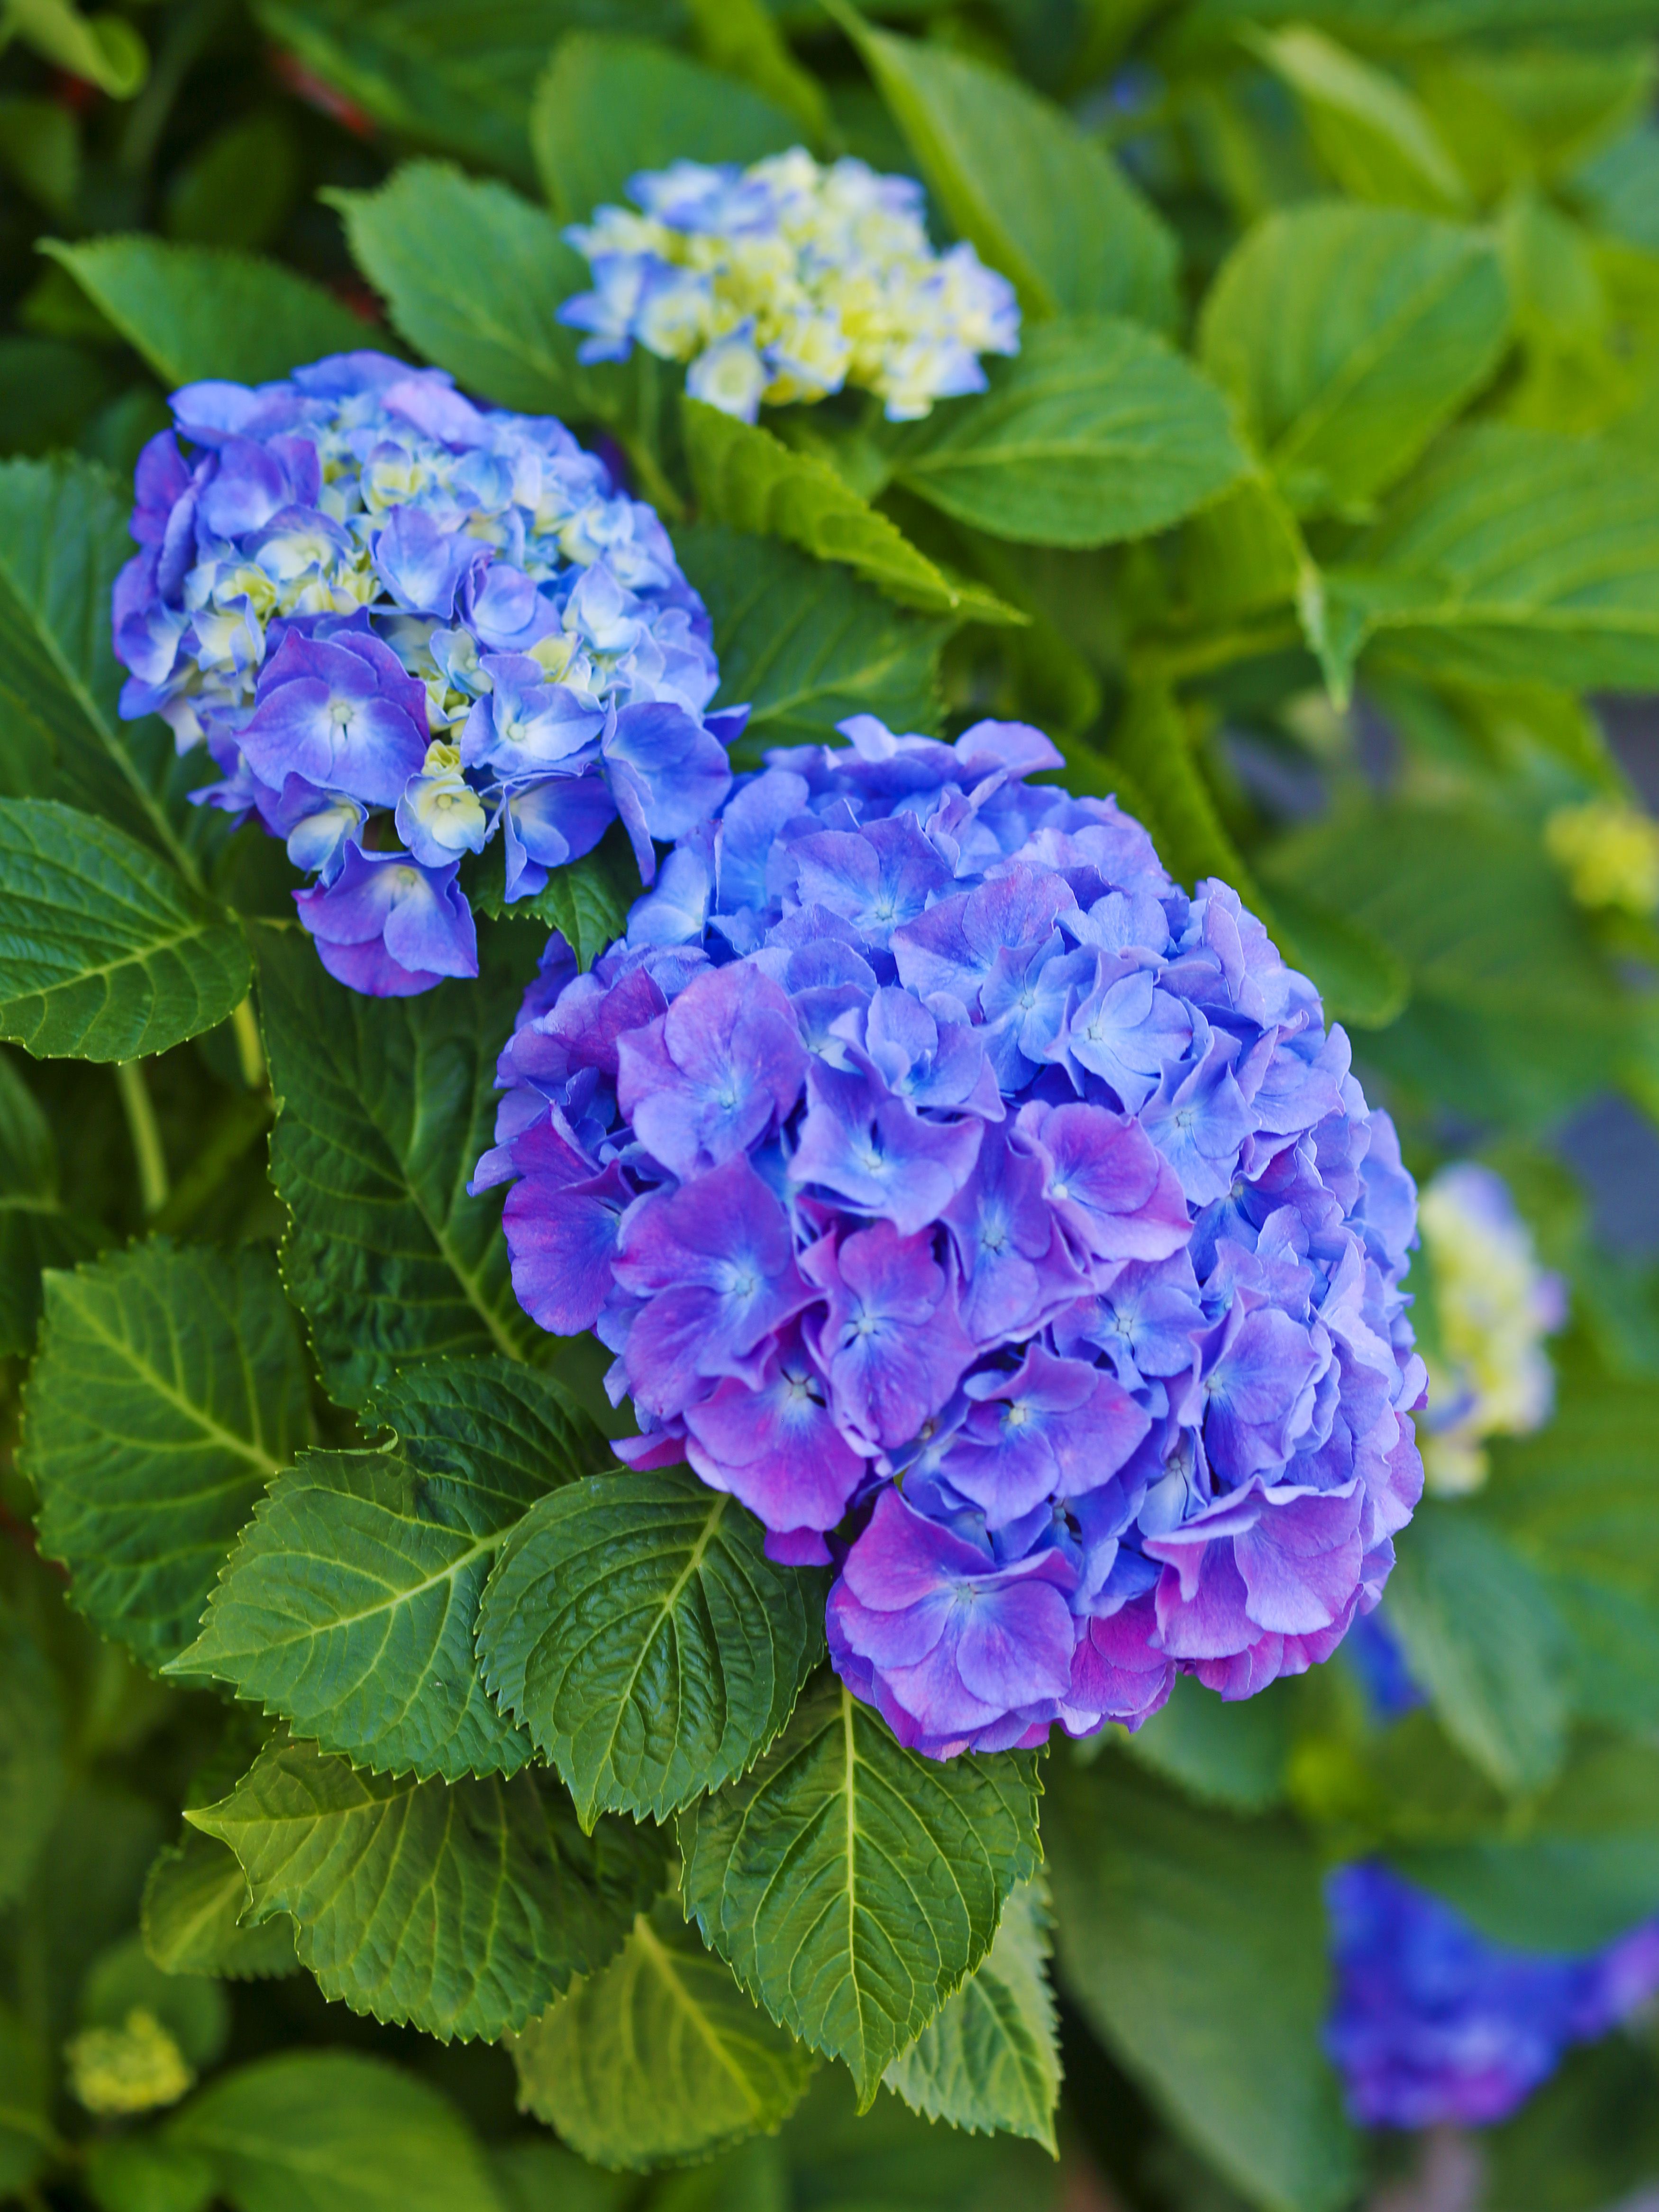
[3,0,1659,2207]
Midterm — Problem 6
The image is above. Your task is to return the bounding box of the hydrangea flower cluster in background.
[111,350,739,995]
[560,149,1021,424]
[475,714,1425,1759]
[1545,798,1659,917]
[1414,1164,1564,1496]
[1327,1862,1659,2129]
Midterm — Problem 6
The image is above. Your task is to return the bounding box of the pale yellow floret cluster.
[66,2008,195,2116]
[1416,1167,1562,1496]
[1545,798,1659,916]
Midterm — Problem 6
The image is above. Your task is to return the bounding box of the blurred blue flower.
[1327,1862,1659,2129]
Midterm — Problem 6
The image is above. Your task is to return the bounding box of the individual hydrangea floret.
[1327,1862,1659,2129]
[111,350,743,996]
[476,715,1425,1759]
[1545,798,1659,917]
[1415,1163,1564,1496]
[560,149,1021,424]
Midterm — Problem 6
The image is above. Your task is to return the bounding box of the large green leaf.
[331,164,588,419]
[0,455,213,884]
[1122,1672,1291,1814]
[21,1241,310,1668]
[39,238,372,390]
[253,0,681,188]
[888,317,1249,548]
[142,1830,300,1982]
[1391,1736,1659,1952]
[1247,25,1468,211]
[1386,1503,1570,1794]
[674,522,948,750]
[0,799,248,1060]
[533,35,797,222]
[167,2051,503,2212]
[679,1675,1042,2102]
[883,1877,1060,2153]
[1199,203,1509,518]
[477,1467,823,1824]
[259,923,546,1409]
[1046,1758,1357,2212]
[468,821,637,972]
[511,1895,814,2169]
[682,400,1021,624]
[830,6,1175,328]
[1481,1378,1659,1735]
[0,1047,99,1356]
[176,1362,611,1781]
[190,1739,665,2042]
[1323,424,1659,694]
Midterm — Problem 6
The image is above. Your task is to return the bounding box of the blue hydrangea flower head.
[474,715,1426,1758]
[1327,1862,1659,2128]
[560,148,1021,424]
[110,350,741,996]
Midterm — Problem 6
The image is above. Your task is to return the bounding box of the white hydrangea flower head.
[1415,1163,1566,1495]
[560,147,1021,422]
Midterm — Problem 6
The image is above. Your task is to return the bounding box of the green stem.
[231,993,266,1091]
[116,1060,170,1217]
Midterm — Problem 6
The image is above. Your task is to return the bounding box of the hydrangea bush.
[482,716,1423,1755]
[112,352,738,993]
[4,2,1659,2208]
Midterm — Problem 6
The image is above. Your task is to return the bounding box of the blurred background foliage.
[5,0,1659,2209]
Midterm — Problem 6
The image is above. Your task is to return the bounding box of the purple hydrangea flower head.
[477,714,1425,1757]
[1327,1862,1659,2129]
[110,350,736,995]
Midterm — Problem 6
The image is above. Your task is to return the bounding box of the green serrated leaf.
[674,522,948,751]
[1386,1502,1571,1795]
[142,1830,300,1983]
[533,34,798,223]
[0,1046,100,1355]
[166,2050,503,2212]
[1199,202,1510,519]
[1046,1757,1358,2212]
[330,163,588,418]
[511,1894,814,2170]
[682,400,1022,625]
[0,454,215,886]
[679,1675,1042,2102]
[1324,424,1659,695]
[176,1361,612,1781]
[20,1241,310,1668]
[883,1876,1060,2154]
[0,799,249,1061]
[189,1739,666,2043]
[888,317,1249,549]
[468,820,637,969]
[477,1468,824,1824]
[258,922,547,1408]
[38,238,373,390]
[830,3,1175,329]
